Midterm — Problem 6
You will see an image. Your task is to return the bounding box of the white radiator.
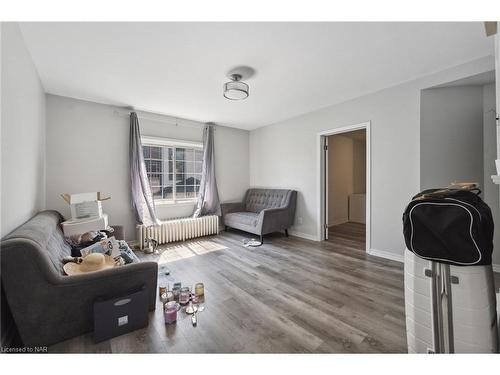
[137,215,219,249]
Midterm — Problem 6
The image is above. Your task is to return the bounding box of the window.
[142,137,203,203]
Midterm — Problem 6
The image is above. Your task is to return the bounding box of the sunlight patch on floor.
[190,240,228,255]
[157,239,228,264]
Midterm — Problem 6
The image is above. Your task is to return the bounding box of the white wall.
[482,83,500,266]
[249,56,495,259]
[328,135,353,225]
[420,86,483,190]
[45,95,249,240]
[420,83,500,266]
[1,23,46,237]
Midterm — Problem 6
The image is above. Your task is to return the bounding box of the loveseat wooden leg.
[285,229,289,237]
[260,235,264,244]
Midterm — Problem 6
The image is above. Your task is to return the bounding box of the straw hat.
[63,253,116,275]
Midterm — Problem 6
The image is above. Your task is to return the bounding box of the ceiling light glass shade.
[223,76,249,100]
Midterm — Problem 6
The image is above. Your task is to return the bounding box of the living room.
[2,1,500,373]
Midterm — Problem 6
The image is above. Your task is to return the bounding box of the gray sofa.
[0,210,158,347]
[221,188,297,242]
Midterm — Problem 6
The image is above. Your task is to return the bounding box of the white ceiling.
[20,22,494,130]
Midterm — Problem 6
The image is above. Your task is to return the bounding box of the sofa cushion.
[245,189,291,213]
[3,210,71,275]
[47,227,72,274]
[224,211,260,228]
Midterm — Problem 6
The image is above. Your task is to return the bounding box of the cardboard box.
[61,192,110,220]
[61,214,109,237]
[70,200,103,220]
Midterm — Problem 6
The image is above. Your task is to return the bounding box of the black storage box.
[93,287,149,343]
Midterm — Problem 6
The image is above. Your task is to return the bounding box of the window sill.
[154,199,197,207]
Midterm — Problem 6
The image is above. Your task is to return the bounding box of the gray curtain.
[193,123,221,217]
[130,112,160,226]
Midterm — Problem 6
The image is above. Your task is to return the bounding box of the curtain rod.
[112,108,210,130]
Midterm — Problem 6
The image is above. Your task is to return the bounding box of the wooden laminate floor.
[328,222,366,248]
[49,225,408,353]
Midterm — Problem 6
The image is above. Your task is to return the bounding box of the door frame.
[316,121,371,253]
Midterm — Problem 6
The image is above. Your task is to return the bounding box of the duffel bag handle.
[417,182,481,200]
[448,181,479,191]
[448,181,481,196]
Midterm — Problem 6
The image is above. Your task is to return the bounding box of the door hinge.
[323,144,328,151]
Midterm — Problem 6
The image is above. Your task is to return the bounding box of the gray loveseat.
[0,210,158,347]
[221,188,297,242]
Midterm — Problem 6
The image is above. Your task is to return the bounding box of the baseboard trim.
[493,264,500,273]
[288,230,319,242]
[367,248,404,263]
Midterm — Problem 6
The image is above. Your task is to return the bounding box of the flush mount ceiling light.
[223,66,255,101]
[223,74,249,100]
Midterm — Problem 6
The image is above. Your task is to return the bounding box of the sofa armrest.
[258,207,291,234]
[56,261,157,286]
[220,202,245,216]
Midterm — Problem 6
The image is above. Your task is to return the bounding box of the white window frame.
[141,136,203,205]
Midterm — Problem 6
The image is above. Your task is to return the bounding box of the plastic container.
[179,287,190,305]
[404,249,498,353]
[164,301,177,324]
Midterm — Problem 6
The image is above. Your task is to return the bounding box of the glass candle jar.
[166,291,174,302]
[194,283,204,297]
[160,293,168,303]
[164,301,177,324]
[179,287,191,305]
[191,294,199,304]
[172,287,180,302]
[159,286,167,298]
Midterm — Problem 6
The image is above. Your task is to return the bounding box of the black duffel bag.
[403,187,494,266]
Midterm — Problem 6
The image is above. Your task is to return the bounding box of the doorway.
[317,122,371,252]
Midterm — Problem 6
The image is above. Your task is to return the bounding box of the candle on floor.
[164,301,177,324]
[159,286,166,298]
[160,293,168,303]
[166,291,174,302]
[179,287,190,305]
[195,282,204,297]
[172,287,181,302]
[191,294,199,304]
